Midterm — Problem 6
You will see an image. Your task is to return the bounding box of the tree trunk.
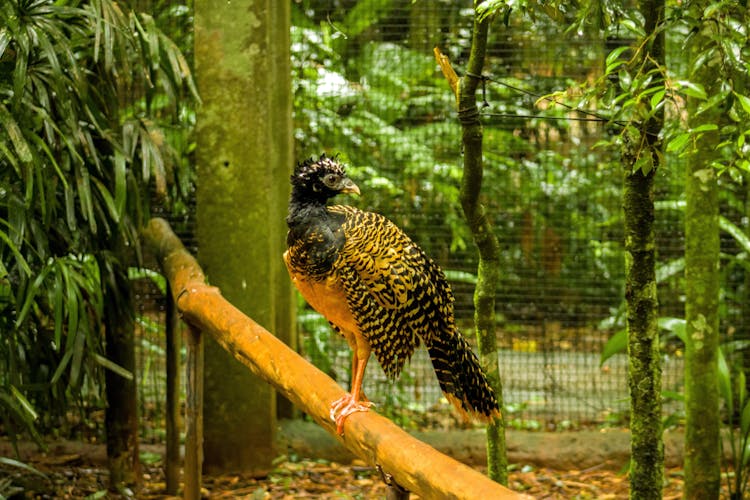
[101,253,141,491]
[683,9,722,497]
[625,1,665,498]
[624,168,662,499]
[194,0,293,474]
[456,1,507,485]
[683,119,721,500]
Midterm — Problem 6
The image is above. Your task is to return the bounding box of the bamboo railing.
[143,217,531,500]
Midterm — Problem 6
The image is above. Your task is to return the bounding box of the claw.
[330,393,373,435]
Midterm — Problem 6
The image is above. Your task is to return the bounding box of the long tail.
[427,329,501,421]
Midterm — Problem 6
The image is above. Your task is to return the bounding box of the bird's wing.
[329,205,455,377]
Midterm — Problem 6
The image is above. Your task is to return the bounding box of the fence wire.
[133,1,747,434]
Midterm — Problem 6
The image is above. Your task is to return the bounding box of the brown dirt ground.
[0,436,739,499]
[0,439,713,499]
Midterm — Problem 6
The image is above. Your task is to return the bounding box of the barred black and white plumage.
[284,154,500,434]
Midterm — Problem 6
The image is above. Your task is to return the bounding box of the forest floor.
[1,438,734,499]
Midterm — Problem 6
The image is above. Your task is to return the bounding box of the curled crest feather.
[291,153,346,185]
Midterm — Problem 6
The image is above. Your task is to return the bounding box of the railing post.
[165,284,181,495]
[184,324,204,499]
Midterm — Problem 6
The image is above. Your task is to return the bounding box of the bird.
[283,154,500,435]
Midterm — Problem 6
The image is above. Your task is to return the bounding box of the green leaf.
[656,258,685,283]
[91,176,119,223]
[677,80,707,100]
[696,91,728,116]
[53,270,64,348]
[735,92,750,115]
[634,151,654,174]
[69,326,86,388]
[93,353,134,381]
[476,0,509,22]
[740,401,750,434]
[0,457,47,478]
[443,269,478,285]
[649,89,666,110]
[9,385,38,421]
[0,228,32,277]
[606,46,631,71]
[84,490,109,500]
[720,216,750,254]
[661,390,685,402]
[50,348,74,385]
[658,317,686,344]
[718,348,733,415]
[666,133,691,153]
[14,265,54,328]
[0,106,33,163]
[601,329,627,365]
[691,123,718,133]
[128,267,167,295]
[0,27,10,59]
[61,265,80,352]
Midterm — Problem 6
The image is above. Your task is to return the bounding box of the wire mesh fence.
[132,0,747,434]
[290,0,735,429]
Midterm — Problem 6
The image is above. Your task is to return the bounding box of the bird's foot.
[330,394,373,435]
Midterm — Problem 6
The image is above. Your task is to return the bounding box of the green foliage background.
[0,0,195,444]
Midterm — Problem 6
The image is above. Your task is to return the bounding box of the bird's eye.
[323,174,339,186]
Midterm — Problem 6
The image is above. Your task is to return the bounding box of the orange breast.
[284,251,359,336]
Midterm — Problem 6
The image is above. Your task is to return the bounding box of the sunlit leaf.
[0,27,10,59]
[692,123,718,133]
[735,92,750,115]
[0,106,33,163]
[10,385,38,421]
[658,317,686,344]
[676,80,707,100]
[128,267,167,295]
[719,216,750,254]
[93,353,134,381]
[666,133,690,153]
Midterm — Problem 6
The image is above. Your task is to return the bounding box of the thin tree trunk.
[102,253,141,491]
[456,1,507,485]
[625,1,665,498]
[624,168,662,499]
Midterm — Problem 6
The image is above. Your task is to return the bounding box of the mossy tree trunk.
[625,1,665,498]
[194,0,293,474]
[683,8,722,497]
[456,1,507,485]
[683,110,721,500]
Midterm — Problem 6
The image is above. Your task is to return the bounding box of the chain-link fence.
[291,0,741,429]
[133,1,747,433]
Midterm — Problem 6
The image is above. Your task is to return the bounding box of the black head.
[291,154,360,203]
